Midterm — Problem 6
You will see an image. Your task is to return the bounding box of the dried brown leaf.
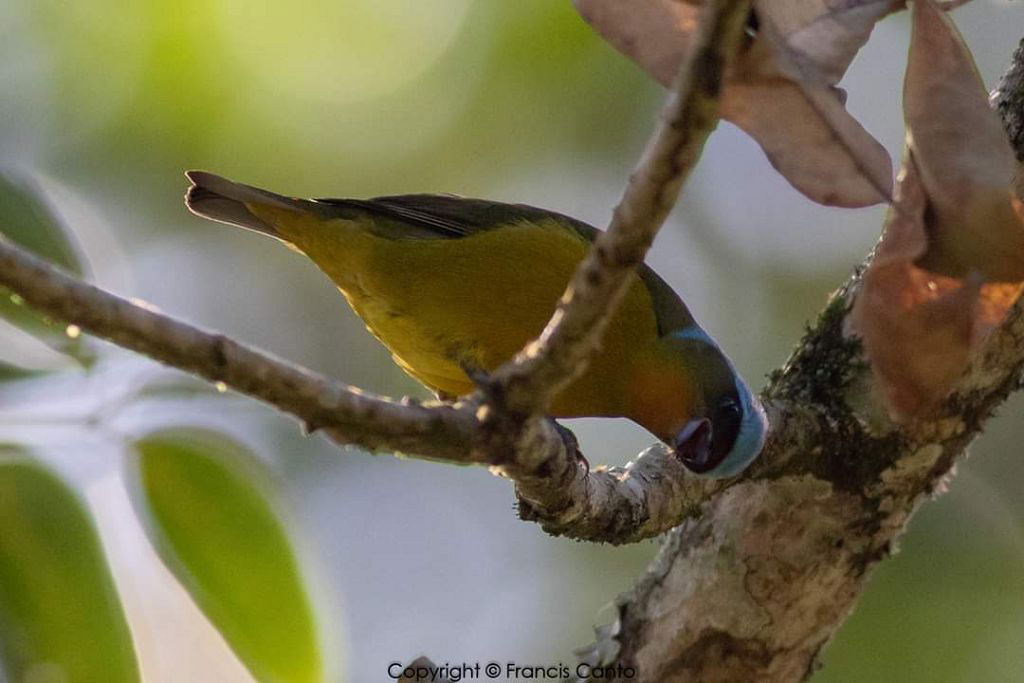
[850,155,1022,419]
[573,0,699,87]
[848,0,1024,420]
[765,0,900,83]
[905,0,1024,281]
[720,81,892,206]
[724,16,893,207]
[573,0,896,207]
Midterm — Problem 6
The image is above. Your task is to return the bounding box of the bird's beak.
[673,417,713,473]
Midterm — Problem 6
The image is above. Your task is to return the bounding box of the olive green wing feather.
[315,194,697,336]
[185,173,696,339]
[634,261,697,337]
[314,194,593,239]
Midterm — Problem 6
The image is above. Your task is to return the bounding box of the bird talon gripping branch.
[184,171,768,477]
[547,419,589,473]
[457,358,496,395]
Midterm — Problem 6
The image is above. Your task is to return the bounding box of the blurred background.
[0,0,1022,680]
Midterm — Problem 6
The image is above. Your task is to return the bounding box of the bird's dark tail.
[184,170,309,239]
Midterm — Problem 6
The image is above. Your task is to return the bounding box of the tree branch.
[0,0,749,545]
[477,0,750,537]
[994,37,1024,163]
[592,37,1024,683]
[0,237,476,459]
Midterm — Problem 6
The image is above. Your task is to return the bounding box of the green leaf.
[0,173,82,274]
[0,447,139,682]
[0,359,45,383]
[129,429,326,683]
[0,170,95,367]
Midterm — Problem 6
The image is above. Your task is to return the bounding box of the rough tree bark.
[597,36,1024,683]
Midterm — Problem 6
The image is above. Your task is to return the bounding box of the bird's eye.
[717,399,741,424]
[710,397,742,465]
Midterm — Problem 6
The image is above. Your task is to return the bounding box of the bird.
[184,171,767,477]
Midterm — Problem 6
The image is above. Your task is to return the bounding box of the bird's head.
[664,326,768,477]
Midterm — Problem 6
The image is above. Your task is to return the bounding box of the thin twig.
[0,236,476,460]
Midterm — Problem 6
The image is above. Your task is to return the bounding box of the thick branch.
[994,37,1024,162]
[594,39,1024,683]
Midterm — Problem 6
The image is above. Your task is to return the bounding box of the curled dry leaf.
[573,0,695,87]
[573,0,896,207]
[727,14,894,207]
[850,157,1022,418]
[766,0,900,83]
[851,0,1024,419]
[904,0,1024,282]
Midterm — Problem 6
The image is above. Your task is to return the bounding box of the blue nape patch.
[669,325,768,478]
[671,324,713,344]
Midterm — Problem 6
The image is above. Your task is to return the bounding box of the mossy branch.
[596,33,1024,682]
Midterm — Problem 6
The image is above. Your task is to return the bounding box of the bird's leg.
[458,356,512,411]
[458,357,492,391]
[457,357,587,470]
[548,419,589,473]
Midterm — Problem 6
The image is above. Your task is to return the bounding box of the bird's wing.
[637,264,698,337]
[315,193,697,336]
[314,193,593,239]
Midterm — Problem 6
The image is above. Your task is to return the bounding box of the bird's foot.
[459,358,511,412]
[457,358,588,472]
[459,358,492,391]
[548,419,589,473]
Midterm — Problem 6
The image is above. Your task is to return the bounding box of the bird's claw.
[459,358,493,391]
[550,419,589,473]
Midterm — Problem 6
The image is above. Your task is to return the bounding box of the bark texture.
[595,46,1024,683]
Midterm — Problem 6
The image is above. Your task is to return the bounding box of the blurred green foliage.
[0,171,94,366]
[0,449,138,682]
[131,429,327,683]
